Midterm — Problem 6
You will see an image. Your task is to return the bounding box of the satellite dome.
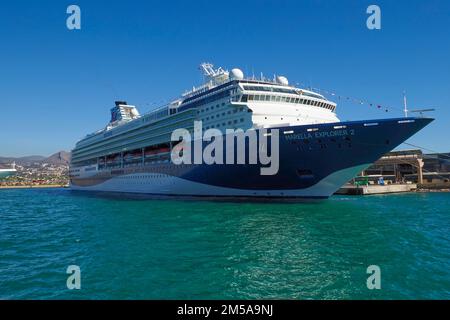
[276,76,289,86]
[230,68,244,80]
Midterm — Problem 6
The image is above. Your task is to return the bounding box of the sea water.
[0,188,449,299]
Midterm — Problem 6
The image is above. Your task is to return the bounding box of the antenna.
[403,91,408,118]
[199,63,217,77]
[198,62,228,85]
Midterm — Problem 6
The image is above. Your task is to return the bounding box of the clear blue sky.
[1,0,449,157]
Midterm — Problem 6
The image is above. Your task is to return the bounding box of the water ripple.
[0,189,449,299]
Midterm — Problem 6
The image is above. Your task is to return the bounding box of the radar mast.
[199,62,229,86]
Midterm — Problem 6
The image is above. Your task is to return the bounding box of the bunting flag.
[294,81,407,114]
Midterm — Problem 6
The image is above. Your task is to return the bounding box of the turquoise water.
[0,189,449,299]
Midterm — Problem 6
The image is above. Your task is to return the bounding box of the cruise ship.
[0,163,17,179]
[69,63,433,199]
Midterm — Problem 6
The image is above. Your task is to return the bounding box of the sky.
[1,0,449,157]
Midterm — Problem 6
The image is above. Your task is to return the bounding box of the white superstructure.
[0,162,17,179]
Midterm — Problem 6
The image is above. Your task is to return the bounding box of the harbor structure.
[338,150,450,194]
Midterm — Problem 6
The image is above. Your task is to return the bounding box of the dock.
[335,183,417,195]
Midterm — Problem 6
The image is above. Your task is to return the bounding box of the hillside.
[44,151,71,165]
[0,151,70,165]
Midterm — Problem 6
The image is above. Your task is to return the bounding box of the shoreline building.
[354,150,450,189]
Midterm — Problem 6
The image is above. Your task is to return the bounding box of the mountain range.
[0,151,71,166]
